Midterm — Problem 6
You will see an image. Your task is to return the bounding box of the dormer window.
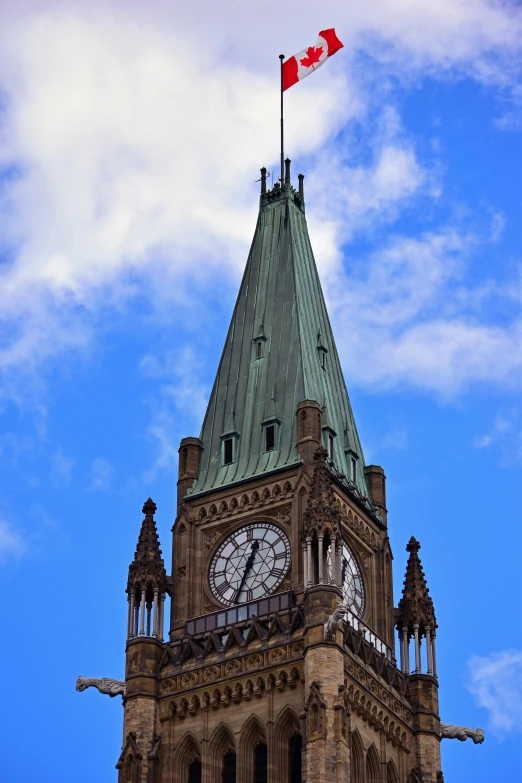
[317,331,328,371]
[265,424,276,452]
[327,433,334,459]
[220,424,239,467]
[223,437,234,465]
[253,324,267,360]
[345,447,359,484]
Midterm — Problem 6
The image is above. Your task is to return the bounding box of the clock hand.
[234,540,260,604]
[341,557,347,587]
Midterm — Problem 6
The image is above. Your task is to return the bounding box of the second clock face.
[340,541,365,617]
[328,540,365,618]
[209,522,291,606]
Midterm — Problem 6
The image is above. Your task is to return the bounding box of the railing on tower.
[185,591,293,636]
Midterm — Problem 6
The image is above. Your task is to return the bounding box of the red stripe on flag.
[319,28,344,57]
[282,56,299,92]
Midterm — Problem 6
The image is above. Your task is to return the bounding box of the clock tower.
[95,163,483,783]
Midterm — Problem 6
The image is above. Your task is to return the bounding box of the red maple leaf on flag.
[299,45,323,69]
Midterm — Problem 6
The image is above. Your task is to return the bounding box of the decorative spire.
[128,499,166,595]
[302,447,340,539]
[133,498,163,563]
[396,537,436,636]
[189,170,371,500]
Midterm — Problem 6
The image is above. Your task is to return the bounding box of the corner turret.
[396,537,437,676]
[126,498,167,641]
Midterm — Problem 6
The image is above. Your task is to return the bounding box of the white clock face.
[209,522,291,606]
[328,540,365,618]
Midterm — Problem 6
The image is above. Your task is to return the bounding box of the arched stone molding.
[209,723,236,783]
[274,707,302,783]
[174,732,202,783]
[350,730,364,783]
[387,759,399,783]
[365,744,380,783]
[238,715,267,783]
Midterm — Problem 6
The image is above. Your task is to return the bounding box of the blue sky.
[0,1,521,781]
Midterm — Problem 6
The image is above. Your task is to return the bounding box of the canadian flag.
[283,29,344,91]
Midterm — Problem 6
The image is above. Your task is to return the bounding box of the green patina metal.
[188,181,370,499]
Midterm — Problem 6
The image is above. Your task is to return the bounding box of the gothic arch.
[387,760,399,783]
[350,730,364,783]
[239,715,267,783]
[274,707,302,783]
[174,732,201,783]
[209,723,236,783]
[366,744,380,783]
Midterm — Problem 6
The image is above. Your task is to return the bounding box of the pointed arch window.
[288,734,302,783]
[222,751,236,783]
[366,745,380,783]
[254,743,267,783]
[188,760,202,783]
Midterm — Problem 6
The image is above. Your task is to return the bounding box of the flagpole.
[279,54,284,185]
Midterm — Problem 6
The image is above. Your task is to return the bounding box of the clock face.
[328,540,365,618]
[209,522,291,607]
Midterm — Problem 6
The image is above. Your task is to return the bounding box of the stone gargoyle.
[440,723,485,744]
[76,677,126,698]
[324,602,348,641]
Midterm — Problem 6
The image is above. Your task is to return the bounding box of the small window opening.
[328,433,334,459]
[254,743,267,783]
[188,760,202,783]
[223,438,234,465]
[289,735,302,783]
[180,447,187,476]
[256,341,264,358]
[265,425,276,452]
[222,751,236,783]
[351,457,357,483]
[320,349,327,370]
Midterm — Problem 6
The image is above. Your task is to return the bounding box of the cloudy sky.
[0,1,521,780]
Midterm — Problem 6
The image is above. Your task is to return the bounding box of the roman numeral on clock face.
[209,522,291,607]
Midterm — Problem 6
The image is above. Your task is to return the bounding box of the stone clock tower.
[78,163,484,781]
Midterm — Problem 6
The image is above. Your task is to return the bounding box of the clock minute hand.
[234,540,260,604]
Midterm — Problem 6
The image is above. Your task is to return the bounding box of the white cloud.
[89,457,115,492]
[51,448,74,486]
[140,346,210,479]
[0,1,520,397]
[325,227,522,396]
[0,518,27,562]
[468,649,522,735]
[473,411,522,463]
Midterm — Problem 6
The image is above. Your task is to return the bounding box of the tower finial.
[298,173,304,200]
[284,157,291,185]
[260,167,267,195]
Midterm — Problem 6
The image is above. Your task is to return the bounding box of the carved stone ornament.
[324,602,348,641]
[440,723,485,744]
[76,676,126,698]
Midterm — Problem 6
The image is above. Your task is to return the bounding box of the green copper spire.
[188,173,370,499]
